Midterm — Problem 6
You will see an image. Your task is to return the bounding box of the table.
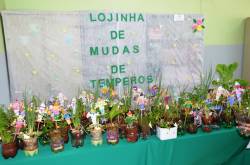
[0,128,248,165]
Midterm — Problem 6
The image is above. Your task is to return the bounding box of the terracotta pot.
[60,126,69,144]
[2,142,17,159]
[49,129,64,153]
[23,137,38,157]
[71,129,84,148]
[90,127,102,146]
[187,124,197,134]
[126,125,138,142]
[106,124,119,144]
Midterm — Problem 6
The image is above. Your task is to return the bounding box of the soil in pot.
[2,142,18,159]
[126,125,138,142]
[23,137,38,157]
[106,124,119,144]
[49,129,64,153]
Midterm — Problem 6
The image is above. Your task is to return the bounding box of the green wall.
[0,0,250,53]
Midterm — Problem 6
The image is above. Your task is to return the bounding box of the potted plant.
[156,120,177,141]
[49,128,64,153]
[0,106,17,159]
[201,105,212,132]
[70,98,85,148]
[105,104,122,144]
[154,99,178,140]
[39,115,54,145]
[18,96,41,157]
[234,85,250,136]
[125,111,138,142]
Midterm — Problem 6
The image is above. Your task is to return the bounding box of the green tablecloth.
[0,128,248,165]
[223,148,250,165]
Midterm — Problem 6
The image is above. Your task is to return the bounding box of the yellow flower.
[197,25,203,32]
[101,87,109,94]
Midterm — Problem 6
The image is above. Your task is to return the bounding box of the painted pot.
[49,129,64,153]
[126,126,138,142]
[106,124,119,144]
[90,127,102,146]
[71,129,84,148]
[23,137,38,157]
[2,142,18,159]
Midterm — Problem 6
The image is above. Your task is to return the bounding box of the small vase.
[49,129,64,153]
[71,129,84,148]
[126,125,138,142]
[23,137,38,157]
[187,124,197,134]
[60,126,69,144]
[90,127,103,146]
[106,124,119,144]
[2,142,18,159]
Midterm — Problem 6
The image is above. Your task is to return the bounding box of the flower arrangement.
[2,62,250,159]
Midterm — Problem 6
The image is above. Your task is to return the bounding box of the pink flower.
[192,24,198,30]
[197,19,203,25]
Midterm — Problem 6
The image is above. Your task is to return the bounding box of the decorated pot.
[49,129,64,153]
[126,125,138,142]
[23,137,38,157]
[90,127,102,146]
[1,142,18,159]
[106,124,119,144]
[71,129,84,148]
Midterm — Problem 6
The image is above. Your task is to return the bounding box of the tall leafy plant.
[0,106,16,143]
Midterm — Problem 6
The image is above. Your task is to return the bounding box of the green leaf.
[193,19,197,23]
